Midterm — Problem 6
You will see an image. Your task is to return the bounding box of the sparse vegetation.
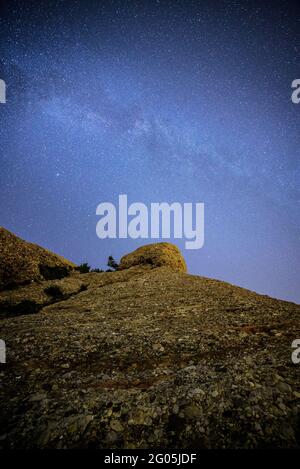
[76,263,91,274]
[107,255,119,271]
[76,256,118,274]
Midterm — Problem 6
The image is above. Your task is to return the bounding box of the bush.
[76,263,91,274]
[107,256,118,271]
[75,257,118,274]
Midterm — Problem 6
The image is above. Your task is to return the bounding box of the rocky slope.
[0,237,300,448]
[0,227,75,290]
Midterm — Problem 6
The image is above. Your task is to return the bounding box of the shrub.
[107,256,118,271]
[76,263,91,274]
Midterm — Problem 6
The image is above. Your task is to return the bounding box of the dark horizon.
[0,0,299,303]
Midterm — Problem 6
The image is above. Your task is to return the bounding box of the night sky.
[0,0,299,303]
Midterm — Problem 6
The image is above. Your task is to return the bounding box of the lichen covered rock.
[118,242,187,273]
[0,227,76,290]
[1,265,300,449]
[1,232,300,449]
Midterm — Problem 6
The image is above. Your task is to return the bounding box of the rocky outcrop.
[0,237,300,449]
[0,227,76,290]
[119,242,187,273]
[0,275,88,319]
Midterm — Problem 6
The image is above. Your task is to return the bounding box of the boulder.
[118,242,187,273]
[0,227,76,290]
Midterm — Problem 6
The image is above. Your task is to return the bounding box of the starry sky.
[0,0,299,303]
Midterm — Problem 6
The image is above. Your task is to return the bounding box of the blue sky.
[0,0,299,302]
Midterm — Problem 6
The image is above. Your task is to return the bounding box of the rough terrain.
[0,227,75,290]
[0,236,300,449]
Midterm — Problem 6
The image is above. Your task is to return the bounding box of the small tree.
[76,263,91,274]
[107,255,118,271]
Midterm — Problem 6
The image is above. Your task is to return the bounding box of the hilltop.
[0,231,299,448]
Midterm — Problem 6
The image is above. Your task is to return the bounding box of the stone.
[277,382,292,394]
[118,242,187,273]
[0,227,76,290]
[183,404,202,420]
[110,420,124,432]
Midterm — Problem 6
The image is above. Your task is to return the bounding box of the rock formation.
[119,242,187,273]
[0,233,300,449]
[0,227,76,290]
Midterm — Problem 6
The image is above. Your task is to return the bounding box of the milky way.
[0,0,299,302]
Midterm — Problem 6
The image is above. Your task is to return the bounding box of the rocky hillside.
[0,227,76,291]
[0,234,300,448]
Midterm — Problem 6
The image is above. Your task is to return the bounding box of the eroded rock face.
[0,235,300,449]
[118,242,187,273]
[0,274,88,318]
[0,227,76,290]
[0,265,300,449]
